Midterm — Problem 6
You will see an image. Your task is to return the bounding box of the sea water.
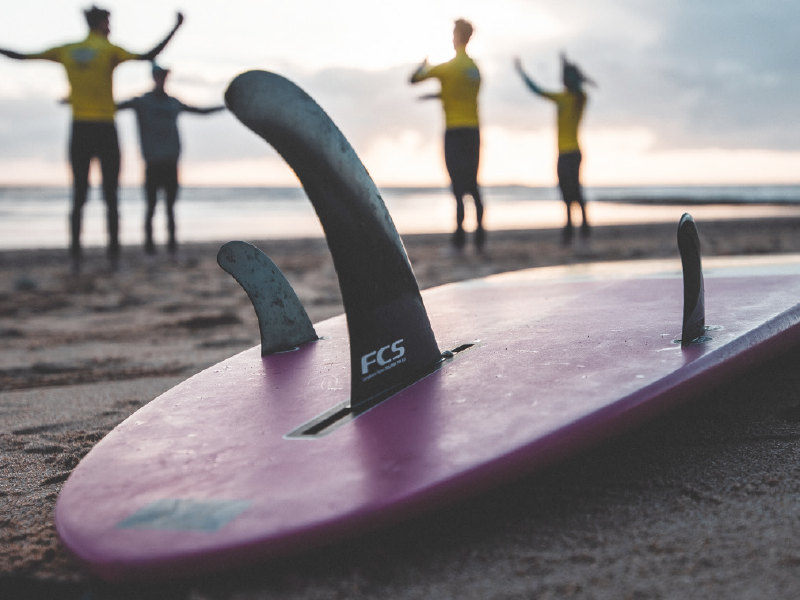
[1,184,799,250]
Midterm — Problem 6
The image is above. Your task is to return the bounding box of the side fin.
[224,71,442,405]
[677,213,705,346]
[217,241,317,355]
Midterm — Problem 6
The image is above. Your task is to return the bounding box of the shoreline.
[1,217,800,598]
[3,192,800,252]
[4,214,800,262]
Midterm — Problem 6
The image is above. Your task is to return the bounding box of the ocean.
[1,184,799,250]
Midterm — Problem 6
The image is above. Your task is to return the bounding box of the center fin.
[224,70,442,406]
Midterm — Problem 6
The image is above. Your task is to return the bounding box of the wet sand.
[1,217,800,599]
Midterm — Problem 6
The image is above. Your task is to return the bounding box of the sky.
[0,0,798,188]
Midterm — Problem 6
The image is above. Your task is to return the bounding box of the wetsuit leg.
[557,151,587,242]
[465,136,485,249]
[144,162,160,254]
[68,122,93,260]
[163,162,179,253]
[445,128,481,249]
[444,130,466,248]
[473,188,486,251]
[96,123,121,260]
[464,131,483,223]
[143,162,179,253]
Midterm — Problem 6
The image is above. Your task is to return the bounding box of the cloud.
[563,0,800,150]
[0,96,67,160]
[1,0,799,186]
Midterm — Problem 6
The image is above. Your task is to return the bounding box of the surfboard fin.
[217,241,318,355]
[224,71,442,405]
[677,213,706,346]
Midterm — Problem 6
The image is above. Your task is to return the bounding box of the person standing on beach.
[117,63,224,256]
[410,18,485,252]
[0,6,184,270]
[514,54,593,244]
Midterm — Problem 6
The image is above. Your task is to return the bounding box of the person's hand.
[410,58,429,83]
[176,12,185,27]
[513,57,523,72]
[0,48,26,60]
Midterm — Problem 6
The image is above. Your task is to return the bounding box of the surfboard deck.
[54,254,800,581]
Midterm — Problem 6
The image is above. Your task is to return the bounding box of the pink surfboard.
[54,72,800,581]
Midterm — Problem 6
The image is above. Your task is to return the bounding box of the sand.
[1,216,800,599]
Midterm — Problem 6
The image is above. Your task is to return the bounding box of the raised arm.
[137,12,184,61]
[514,57,544,95]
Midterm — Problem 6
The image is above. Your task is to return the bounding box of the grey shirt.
[118,91,189,163]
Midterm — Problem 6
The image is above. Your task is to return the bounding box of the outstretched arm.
[514,57,544,95]
[137,12,184,61]
[409,58,430,84]
[183,104,226,115]
[0,48,30,60]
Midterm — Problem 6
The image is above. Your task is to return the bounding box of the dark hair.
[563,65,583,92]
[84,5,110,29]
[561,56,590,114]
[561,54,595,94]
[454,19,474,44]
[151,62,169,78]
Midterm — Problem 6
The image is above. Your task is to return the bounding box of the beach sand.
[2,217,800,599]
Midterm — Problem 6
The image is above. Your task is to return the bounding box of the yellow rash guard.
[30,32,138,122]
[413,47,481,129]
[541,91,586,154]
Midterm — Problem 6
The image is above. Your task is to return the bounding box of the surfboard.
[54,71,800,582]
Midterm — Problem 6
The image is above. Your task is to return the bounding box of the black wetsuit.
[69,121,121,259]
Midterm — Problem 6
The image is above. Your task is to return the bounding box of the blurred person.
[515,53,593,244]
[0,6,184,270]
[410,18,485,252]
[118,63,225,256]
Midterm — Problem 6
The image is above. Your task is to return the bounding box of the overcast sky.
[0,0,798,187]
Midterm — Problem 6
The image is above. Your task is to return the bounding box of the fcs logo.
[361,339,405,375]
